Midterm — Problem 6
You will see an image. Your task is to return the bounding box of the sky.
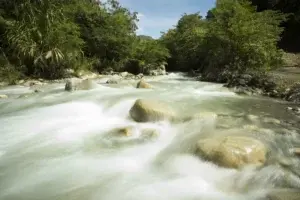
[118,0,216,38]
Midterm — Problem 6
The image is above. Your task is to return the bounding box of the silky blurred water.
[0,73,299,200]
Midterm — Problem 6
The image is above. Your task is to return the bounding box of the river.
[0,73,299,200]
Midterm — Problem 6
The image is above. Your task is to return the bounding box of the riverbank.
[222,67,300,103]
[195,65,300,104]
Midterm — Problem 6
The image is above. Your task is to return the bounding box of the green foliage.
[203,0,286,74]
[249,0,300,52]
[161,13,207,71]
[161,0,287,79]
[122,36,169,74]
[0,0,169,81]
[0,49,23,84]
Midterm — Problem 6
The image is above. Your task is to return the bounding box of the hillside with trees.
[161,0,287,82]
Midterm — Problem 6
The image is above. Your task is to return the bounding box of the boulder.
[64,68,75,77]
[129,99,176,122]
[65,78,98,91]
[111,126,134,137]
[106,78,119,84]
[65,79,75,91]
[34,89,43,93]
[286,83,300,103]
[102,67,114,75]
[196,136,267,169]
[136,73,144,79]
[0,94,8,99]
[24,80,43,87]
[120,72,128,77]
[106,75,121,84]
[144,64,167,76]
[136,80,152,89]
[148,69,166,76]
[17,80,25,85]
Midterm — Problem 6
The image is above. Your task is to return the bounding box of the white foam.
[0,74,276,200]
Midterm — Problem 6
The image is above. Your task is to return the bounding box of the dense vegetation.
[0,0,299,84]
[161,0,287,82]
[0,0,169,83]
[249,0,300,52]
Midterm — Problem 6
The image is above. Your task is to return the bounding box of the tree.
[161,13,207,71]
[202,0,286,77]
[1,0,84,79]
[0,0,170,81]
[249,0,300,52]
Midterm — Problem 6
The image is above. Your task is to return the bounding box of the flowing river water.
[0,73,300,200]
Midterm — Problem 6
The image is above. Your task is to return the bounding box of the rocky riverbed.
[0,73,300,200]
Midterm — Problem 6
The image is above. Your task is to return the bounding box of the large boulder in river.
[0,94,8,99]
[196,136,267,169]
[129,99,176,122]
[136,80,152,89]
[65,78,98,91]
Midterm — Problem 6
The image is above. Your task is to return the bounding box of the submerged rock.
[136,80,152,89]
[286,83,300,103]
[196,136,267,169]
[0,94,8,99]
[129,99,176,122]
[183,112,217,122]
[23,80,44,87]
[65,78,98,91]
[263,117,281,125]
[106,75,121,84]
[111,126,134,137]
[140,128,160,140]
[144,64,166,76]
[110,126,159,140]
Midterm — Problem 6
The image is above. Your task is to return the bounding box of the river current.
[0,73,299,200]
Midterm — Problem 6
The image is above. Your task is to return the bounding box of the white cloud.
[135,13,178,38]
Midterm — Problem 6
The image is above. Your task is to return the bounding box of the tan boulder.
[136,80,152,89]
[196,136,267,169]
[65,78,98,91]
[129,99,176,122]
[0,94,8,99]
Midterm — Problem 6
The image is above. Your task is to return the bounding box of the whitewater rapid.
[0,73,299,200]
